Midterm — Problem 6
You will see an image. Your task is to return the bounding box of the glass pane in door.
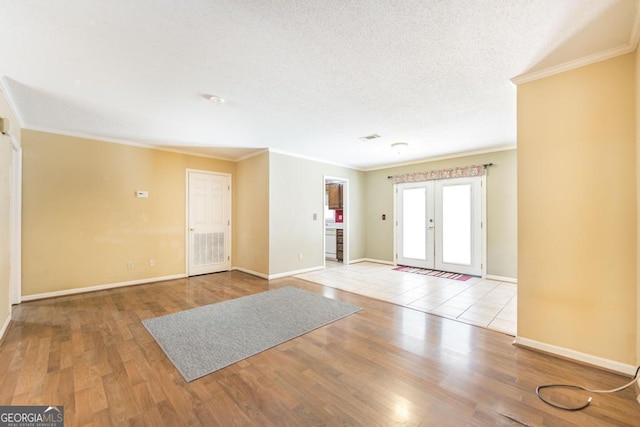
[442,184,471,265]
[402,188,426,259]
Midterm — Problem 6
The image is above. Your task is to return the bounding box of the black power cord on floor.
[536,366,640,411]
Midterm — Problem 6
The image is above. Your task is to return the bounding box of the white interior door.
[434,177,482,276]
[187,171,231,276]
[397,182,435,269]
[396,177,483,276]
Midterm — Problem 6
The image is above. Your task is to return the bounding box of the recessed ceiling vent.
[359,133,381,141]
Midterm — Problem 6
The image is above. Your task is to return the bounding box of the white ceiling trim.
[235,148,269,163]
[15,124,517,171]
[21,124,239,162]
[267,148,359,171]
[512,7,640,85]
[511,44,635,85]
[362,145,517,173]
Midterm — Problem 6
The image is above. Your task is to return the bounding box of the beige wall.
[518,53,636,364]
[21,130,235,296]
[363,149,518,278]
[268,152,365,275]
[235,152,270,275]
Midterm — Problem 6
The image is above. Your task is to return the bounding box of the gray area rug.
[142,286,362,382]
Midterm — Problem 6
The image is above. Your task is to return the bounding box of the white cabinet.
[325,228,337,260]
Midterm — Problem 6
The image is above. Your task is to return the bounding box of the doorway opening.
[324,176,348,266]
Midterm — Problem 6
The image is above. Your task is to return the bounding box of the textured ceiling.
[1,0,639,169]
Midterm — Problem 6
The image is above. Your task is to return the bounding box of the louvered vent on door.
[193,232,225,266]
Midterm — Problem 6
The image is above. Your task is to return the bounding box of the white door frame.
[185,169,232,276]
[323,175,348,265]
[481,174,487,279]
[9,138,21,305]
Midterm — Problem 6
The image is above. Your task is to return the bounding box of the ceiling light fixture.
[204,94,226,104]
[391,142,408,154]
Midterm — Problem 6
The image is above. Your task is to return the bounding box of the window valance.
[388,164,490,184]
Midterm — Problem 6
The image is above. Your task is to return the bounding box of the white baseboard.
[513,336,638,377]
[349,258,394,266]
[269,266,325,280]
[0,312,11,342]
[21,274,187,302]
[231,266,269,279]
[486,274,518,283]
[233,259,396,280]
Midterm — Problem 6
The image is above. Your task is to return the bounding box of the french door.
[397,176,483,276]
[397,182,435,269]
[187,170,231,276]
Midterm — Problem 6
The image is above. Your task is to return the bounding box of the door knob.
[189,228,195,231]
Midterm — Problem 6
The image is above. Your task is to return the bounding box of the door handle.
[189,228,195,231]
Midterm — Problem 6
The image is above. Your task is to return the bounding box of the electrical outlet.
[127,261,134,269]
[149,259,155,267]
[299,253,303,260]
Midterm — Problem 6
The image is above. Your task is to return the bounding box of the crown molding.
[512,6,640,85]
[18,125,515,171]
[235,148,269,162]
[511,44,634,85]
[21,125,244,161]
[267,147,360,171]
[362,145,517,172]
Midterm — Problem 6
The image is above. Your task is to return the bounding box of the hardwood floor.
[1,271,638,426]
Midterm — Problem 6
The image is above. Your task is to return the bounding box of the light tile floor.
[296,261,517,336]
